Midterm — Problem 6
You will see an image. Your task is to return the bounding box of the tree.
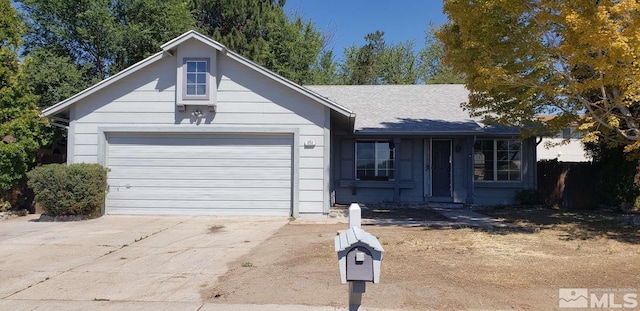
[0,0,49,192]
[438,0,640,154]
[418,25,464,84]
[308,50,339,84]
[22,48,93,110]
[382,41,418,84]
[262,14,325,84]
[339,31,419,85]
[19,0,195,80]
[190,0,325,84]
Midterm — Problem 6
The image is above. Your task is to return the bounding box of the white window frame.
[474,139,522,182]
[183,58,209,100]
[355,140,395,181]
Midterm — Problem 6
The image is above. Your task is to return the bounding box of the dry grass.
[202,208,640,310]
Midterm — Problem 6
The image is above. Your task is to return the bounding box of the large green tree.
[190,0,325,84]
[419,25,464,84]
[308,50,339,85]
[0,0,49,192]
[19,0,195,80]
[438,0,640,153]
[339,31,419,85]
[22,48,93,110]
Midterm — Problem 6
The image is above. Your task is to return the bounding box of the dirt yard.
[201,208,640,310]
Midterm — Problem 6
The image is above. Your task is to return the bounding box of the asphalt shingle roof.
[307,84,521,136]
[307,84,486,134]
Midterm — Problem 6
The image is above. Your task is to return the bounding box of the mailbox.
[335,226,384,284]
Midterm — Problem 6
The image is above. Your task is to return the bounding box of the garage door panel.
[110,135,291,146]
[107,178,291,188]
[107,158,291,168]
[108,207,290,216]
[108,146,291,159]
[108,167,290,180]
[106,133,293,216]
[107,200,291,210]
[108,187,291,201]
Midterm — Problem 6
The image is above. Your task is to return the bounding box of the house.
[536,116,590,162]
[308,85,537,207]
[42,31,537,217]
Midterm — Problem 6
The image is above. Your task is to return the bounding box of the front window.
[356,141,395,180]
[474,139,521,181]
[184,59,208,98]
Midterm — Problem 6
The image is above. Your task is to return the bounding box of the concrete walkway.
[348,207,509,229]
[431,208,509,229]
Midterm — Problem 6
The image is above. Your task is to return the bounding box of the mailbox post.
[335,203,384,311]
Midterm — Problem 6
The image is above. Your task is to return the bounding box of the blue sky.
[284,0,448,60]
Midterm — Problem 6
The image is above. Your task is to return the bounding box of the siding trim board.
[98,126,299,217]
[42,52,165,117]
[323,107,331,214]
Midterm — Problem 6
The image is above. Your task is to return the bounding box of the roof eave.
[161,30,225,53]
[353,130,484,136]
[222,49,353,118]
[41,51,165,117]
[161,31,354,118]
[42,30,355,119]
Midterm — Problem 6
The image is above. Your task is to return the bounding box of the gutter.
[348,113,356,134]
[46,116,70,130]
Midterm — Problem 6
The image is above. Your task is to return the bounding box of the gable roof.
[306,85,520,136]
[42,30,354,118]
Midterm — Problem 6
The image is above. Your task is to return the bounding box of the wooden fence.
[537,160,599,209]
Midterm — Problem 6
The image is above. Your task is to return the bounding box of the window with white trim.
[356,141,395,180]
[184,59,208,99]
[474,139,521,181]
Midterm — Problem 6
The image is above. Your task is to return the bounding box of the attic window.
[183,58,209,100]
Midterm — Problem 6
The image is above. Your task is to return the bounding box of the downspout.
[348,113,356,134]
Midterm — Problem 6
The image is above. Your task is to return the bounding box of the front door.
[431,140,451,197]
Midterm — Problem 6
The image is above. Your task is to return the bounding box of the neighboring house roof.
[41,30,354,119]
[306,85,520,136]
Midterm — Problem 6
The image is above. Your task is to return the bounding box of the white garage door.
[105,133,293,216]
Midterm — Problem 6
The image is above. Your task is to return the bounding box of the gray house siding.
[334,137,428,204]
[333,135,536,206]
[63,38,331,216]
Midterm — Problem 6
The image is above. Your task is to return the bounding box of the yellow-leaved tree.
[438,0,640,154]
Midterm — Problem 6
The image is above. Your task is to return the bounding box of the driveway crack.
[2,218,193,299]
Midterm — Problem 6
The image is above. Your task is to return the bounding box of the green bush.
[515,188,545,206]
[27,163,108,217]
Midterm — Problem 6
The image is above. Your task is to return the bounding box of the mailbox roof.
[335,227,384,252]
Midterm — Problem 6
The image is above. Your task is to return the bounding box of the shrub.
[515,188,545,206]
[27,163,108,217]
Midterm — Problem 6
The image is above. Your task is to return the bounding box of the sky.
[283,0,448,59]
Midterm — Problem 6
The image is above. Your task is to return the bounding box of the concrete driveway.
[0,215,291,311]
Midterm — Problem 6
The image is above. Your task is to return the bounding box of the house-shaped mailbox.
[335,226,384,284]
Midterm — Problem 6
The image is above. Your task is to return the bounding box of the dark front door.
[432,140,451,197]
